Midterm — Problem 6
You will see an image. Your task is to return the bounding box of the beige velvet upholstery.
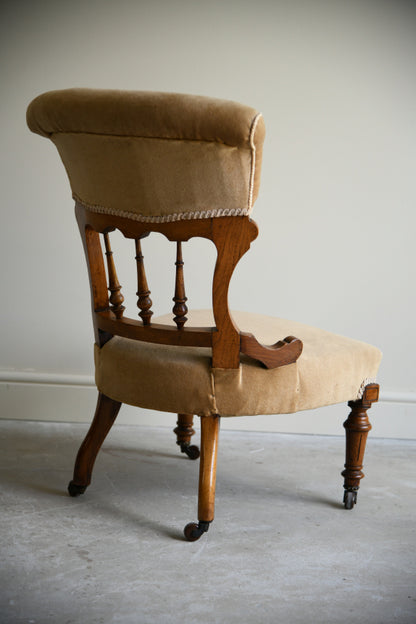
[94,310,382,418]
[27,89,382,419]
[26,89,265,222]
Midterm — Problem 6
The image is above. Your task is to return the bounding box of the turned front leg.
[342,383,379,508]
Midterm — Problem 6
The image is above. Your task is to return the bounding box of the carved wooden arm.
[240,332,303,369]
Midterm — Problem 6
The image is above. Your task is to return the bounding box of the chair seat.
[94,310,382,417]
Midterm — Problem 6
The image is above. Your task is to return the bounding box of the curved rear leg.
[68,392,121,496]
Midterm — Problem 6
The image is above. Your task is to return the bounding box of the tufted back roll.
[27,89,265,223]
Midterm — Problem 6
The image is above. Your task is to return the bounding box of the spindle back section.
[105,235,187,329]
[77,202,259,369]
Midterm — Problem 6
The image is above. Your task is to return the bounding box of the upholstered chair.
[27,89,382,541]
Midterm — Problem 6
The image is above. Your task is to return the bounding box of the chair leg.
[174,413,200,459]
[184,414,220,541]
[68,392,122,496]
[341,383,379,509]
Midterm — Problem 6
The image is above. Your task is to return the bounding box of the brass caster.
[184,521,210,542]
[343,488,358,509]
[68,481,87,497]
[179,442,200,460]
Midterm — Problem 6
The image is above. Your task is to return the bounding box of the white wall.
[1,0,415,437]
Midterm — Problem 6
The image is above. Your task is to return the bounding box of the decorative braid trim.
[356,378,378,400]
[74,196,250,223]
[247,112,263,214]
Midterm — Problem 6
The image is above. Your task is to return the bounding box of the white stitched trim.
[74,196,249,223]
[247,112,263,213]
[356,378,378,400]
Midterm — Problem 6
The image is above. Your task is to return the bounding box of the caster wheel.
[184,444,200,460]
[184,523,202,542]
[68,481,87,497]
[183,521,210,542]
[180,443,200,460]
[343,489,357,509]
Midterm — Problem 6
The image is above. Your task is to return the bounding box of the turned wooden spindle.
[103,232,125,319]
[135,239,153,325]
[172,241,188,329]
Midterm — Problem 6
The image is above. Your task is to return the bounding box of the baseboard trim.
[379,391,416,404]
[1,371,414,402]
[1,373,415,438]
[0,371,95,386]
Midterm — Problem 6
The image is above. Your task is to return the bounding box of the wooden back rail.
[76,203,303,370]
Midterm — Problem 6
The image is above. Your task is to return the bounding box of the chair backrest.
[27,89,302,369]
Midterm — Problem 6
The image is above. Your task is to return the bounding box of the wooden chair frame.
[76,204,302,368]
[69,202,379,541]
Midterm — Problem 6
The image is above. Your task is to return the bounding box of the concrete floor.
[0,419,415,624]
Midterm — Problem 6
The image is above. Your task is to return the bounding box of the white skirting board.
[0,373,415,439]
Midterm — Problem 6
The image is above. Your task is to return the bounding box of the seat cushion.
[94,310,382,417]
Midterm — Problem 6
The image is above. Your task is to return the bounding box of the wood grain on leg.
[342,383,379,508]
[68,392,121,496]
[198,414,220,522]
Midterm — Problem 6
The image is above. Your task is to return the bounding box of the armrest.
[240,333,303,369]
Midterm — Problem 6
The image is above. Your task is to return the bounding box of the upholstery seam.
[50,130,250,149]
[210,370,219,415]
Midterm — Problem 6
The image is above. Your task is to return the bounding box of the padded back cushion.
[27,89,265,223]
